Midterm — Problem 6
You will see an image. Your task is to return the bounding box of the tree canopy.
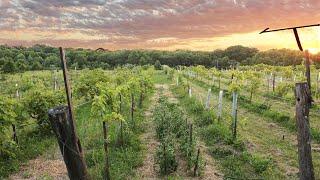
[0,44,315,73]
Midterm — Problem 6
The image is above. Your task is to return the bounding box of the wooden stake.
[12,124,18,143]
[295,83,314,180]
[305,51,311,93]
[272,73,276,92]
[103,122,110,180]
[59,47,76,132]
[48,106,88,180]
[232,92,238,139]
[193,149,200,177]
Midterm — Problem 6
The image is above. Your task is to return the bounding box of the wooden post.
[232,92,238,139]
[218,76,221,90]
[305,51,311,93]
[48,106,88,180]
[12,124,18,143]
[164,143,167,174]
[59,47,76,128]
[218,90,223,121]
[103,122,111,180]
[205,88,211,109]
[295,83,314,180]
[188,123,193,158]
[57,47,88,179]
[272,73,276,92]
[193,149,200,177]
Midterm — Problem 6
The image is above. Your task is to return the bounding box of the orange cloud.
[0,0,320,51]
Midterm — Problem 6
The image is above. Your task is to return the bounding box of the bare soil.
[9,149,68,180]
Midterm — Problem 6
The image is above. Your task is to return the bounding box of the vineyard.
[0,49,320,179]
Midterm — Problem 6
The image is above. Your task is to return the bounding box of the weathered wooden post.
[295,82,314,180]
[188,86,192,98]
[272,73,276,92]
[103,122,111,180]
[48,47,88,180]
[232,92,238,139]
[189,123,193,158]
[305,51,311,93]
[193,148,200,177]
[12,84,20,143]
[12,124,18,143]
[205,88,211,109]
[217,90,223,121]
[48,106,88,180]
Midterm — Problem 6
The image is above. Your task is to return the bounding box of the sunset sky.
[1,0,320,52]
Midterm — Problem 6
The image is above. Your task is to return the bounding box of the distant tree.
[44,55,60,68]
[154,60,162,70]
[2,60,17,73]
[15,59,28,72]
[128,51,140,65]
[224,45,258,64]
[31,61,43,70]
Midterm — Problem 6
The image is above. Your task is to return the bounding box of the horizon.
[1,0,320,52]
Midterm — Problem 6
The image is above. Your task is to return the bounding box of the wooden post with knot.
[295,82,314,180]
[48,106,88,180]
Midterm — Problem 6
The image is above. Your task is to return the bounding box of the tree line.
[0,44,317,73]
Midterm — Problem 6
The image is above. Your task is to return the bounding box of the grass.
[182,75,320,179]
[75,89,154,179]
[0,125,56,178]
[0,90,153,179]
[188,75,320,143]
[170,81,276,179]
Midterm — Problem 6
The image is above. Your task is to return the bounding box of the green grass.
[0,90,153,179]
[188,75,320,143]
[170,82,275,179]
[0,125,56,178]
[75,91,153,179]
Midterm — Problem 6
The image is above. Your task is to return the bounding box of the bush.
[154,60,162,70]
[24,88,65,133]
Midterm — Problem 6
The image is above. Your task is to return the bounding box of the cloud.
[1,0,320,50]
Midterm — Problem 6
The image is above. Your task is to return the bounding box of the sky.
[1,0,320,52]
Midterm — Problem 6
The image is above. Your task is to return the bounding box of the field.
[0,64,319,179]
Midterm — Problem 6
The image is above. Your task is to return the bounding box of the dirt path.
[161,83,222,180]
[9,148,68,180]
[135,85,161,179]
